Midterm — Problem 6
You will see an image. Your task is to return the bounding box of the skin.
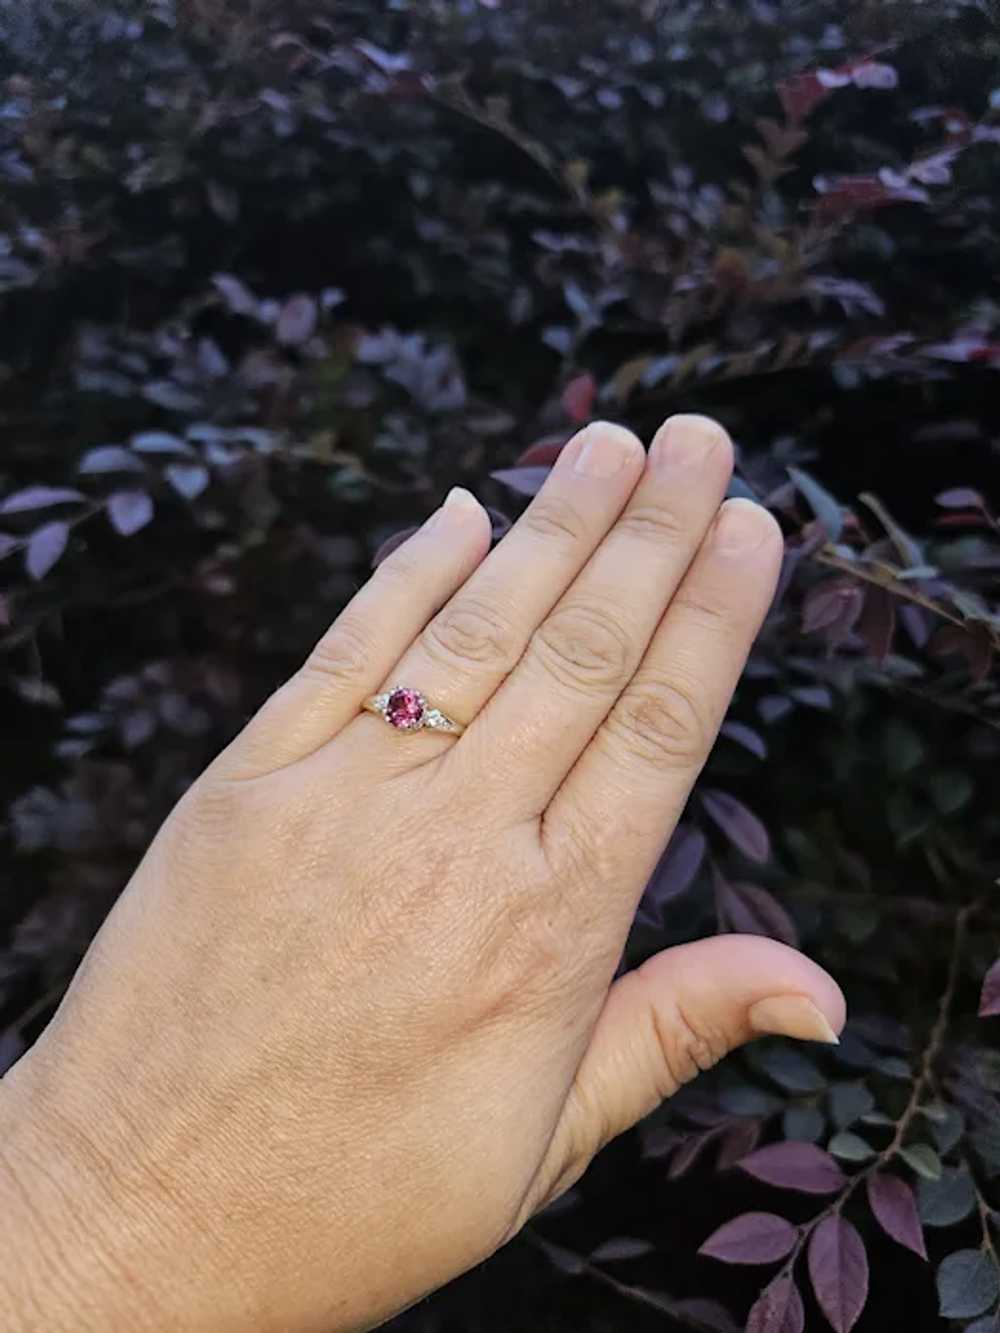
[0,415,845,1333]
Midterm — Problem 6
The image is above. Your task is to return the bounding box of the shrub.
[1,2,998,1329]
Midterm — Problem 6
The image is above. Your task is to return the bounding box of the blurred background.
[1,3,999,1330]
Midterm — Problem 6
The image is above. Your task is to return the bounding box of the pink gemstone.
[385,687,425,730]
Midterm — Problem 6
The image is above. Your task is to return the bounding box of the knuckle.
[302,617,372,688]
[672,590,731,633]
[531,600,631,692]
[422,596,517,671]
[615,502,686,545]
[522,495,587,546]
[605,675,708,768]
[649,997,729,1095]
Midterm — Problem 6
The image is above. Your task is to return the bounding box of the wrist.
[0,1053,224,1333]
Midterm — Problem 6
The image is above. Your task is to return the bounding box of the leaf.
[131,431,193,455]
[738,1142,846,1194]
[645,824,707,906]
[717,881,798,948]
[919,1168,977,1227]
[936,487,985,509]
[721,721,768,759]
[788,466,843,541]
[966,1318,1000,1333]
[970,1123,1000,1175]
[212,272,258,316]
[746,1275,805,1333]
[700,1212,798,1265]
[980,958,1000,1017]
[900,1144,942,1181]
[829,1083,876,1130]
[589,1237,655,1262]
[79,445,145,474]
[107,491,154,537]
[165,464,210,499]
[856,587,895,664]
[808,1216,869,1333]
[25,521,69,580]
[716,1119,763,1171]
[515,435,566,467]
[937,1250,1000,1319]
[669,1129,718,1180]
[276,293,318,346]
[829,1131,875,1162]
[561,372,596,423]
[783,1107,826,1142]
[1,486,84,514]
[752,1044,824,1094]
[866,1173,927,1259]
[490,466,551,497]
[702,790,771,862]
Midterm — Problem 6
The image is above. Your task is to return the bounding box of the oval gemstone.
[385,687,425,730]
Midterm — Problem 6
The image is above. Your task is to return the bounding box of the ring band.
[363,686,465,736]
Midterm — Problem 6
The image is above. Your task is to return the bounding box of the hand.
[0,416,844,1333]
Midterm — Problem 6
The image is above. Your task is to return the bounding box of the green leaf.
[861,1111,895,1128]
[928,1105,965,1155]
[926,770,974,815]
[829,1082,876,1129]
[783,1106,826,1142]
[829,1131,876,1162]
[919,1168,977,1226]
[875,1056,912,1080]
[884,720,925,776]
[970,1123,1000,1176]
[751,1043,826,1094]
[900,1144,943,1180]
[936,1249,1000,1319]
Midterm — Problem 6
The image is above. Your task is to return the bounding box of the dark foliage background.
[2,2,999,1330]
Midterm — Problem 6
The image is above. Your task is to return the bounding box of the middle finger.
[444,414,733,815]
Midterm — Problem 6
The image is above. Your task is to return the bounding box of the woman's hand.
[0,416,844,1333]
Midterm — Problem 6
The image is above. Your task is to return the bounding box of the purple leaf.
[212,272,258,317]
[808,1216,869,1333]
[107,490,154,537]
[702,789,771,862]
[165,464,210,499]
[372,525,420,569]
[759,695,794,724]
[979,958,1000,1018]
[645,824,707,906]
[561,372,597,423]
[717,881,799,948]
[277,293,318,346]
[1,486,84,514]
[746,1276,805,1333]
[131,431,193,455]
[78,445,145,474]
[739,1143,846,1194]
[857,587,896,664]
[516,436,566,468]
[802,583,852,634]
[721,721,768,759]
[589,1237,655,1262]
[0,532,17,559]
[866,1172,927,1260]
[788,466,843,541]
[491,466,551,497]
[485,506,513,541]
[936,487,985,509]
[25,521,69,580]
[669,1129,718,1180]
[700,1212,798,1265]
[716,1118,763,1170]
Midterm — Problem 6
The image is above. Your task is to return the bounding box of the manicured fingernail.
[430,487,481,529]
[713,498,771,555]
[748,995,841,1045]
[572,423,640,478]
[651,414,729,469]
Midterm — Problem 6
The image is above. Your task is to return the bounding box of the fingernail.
[712,498,772,556]
[572,423,640,478]
[651,414,729,470]
[430,487,481,529]
[748,995,841,1045]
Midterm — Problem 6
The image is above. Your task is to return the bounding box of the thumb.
[531,935,845,1215]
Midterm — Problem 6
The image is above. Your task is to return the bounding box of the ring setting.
[363,686,465,736]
